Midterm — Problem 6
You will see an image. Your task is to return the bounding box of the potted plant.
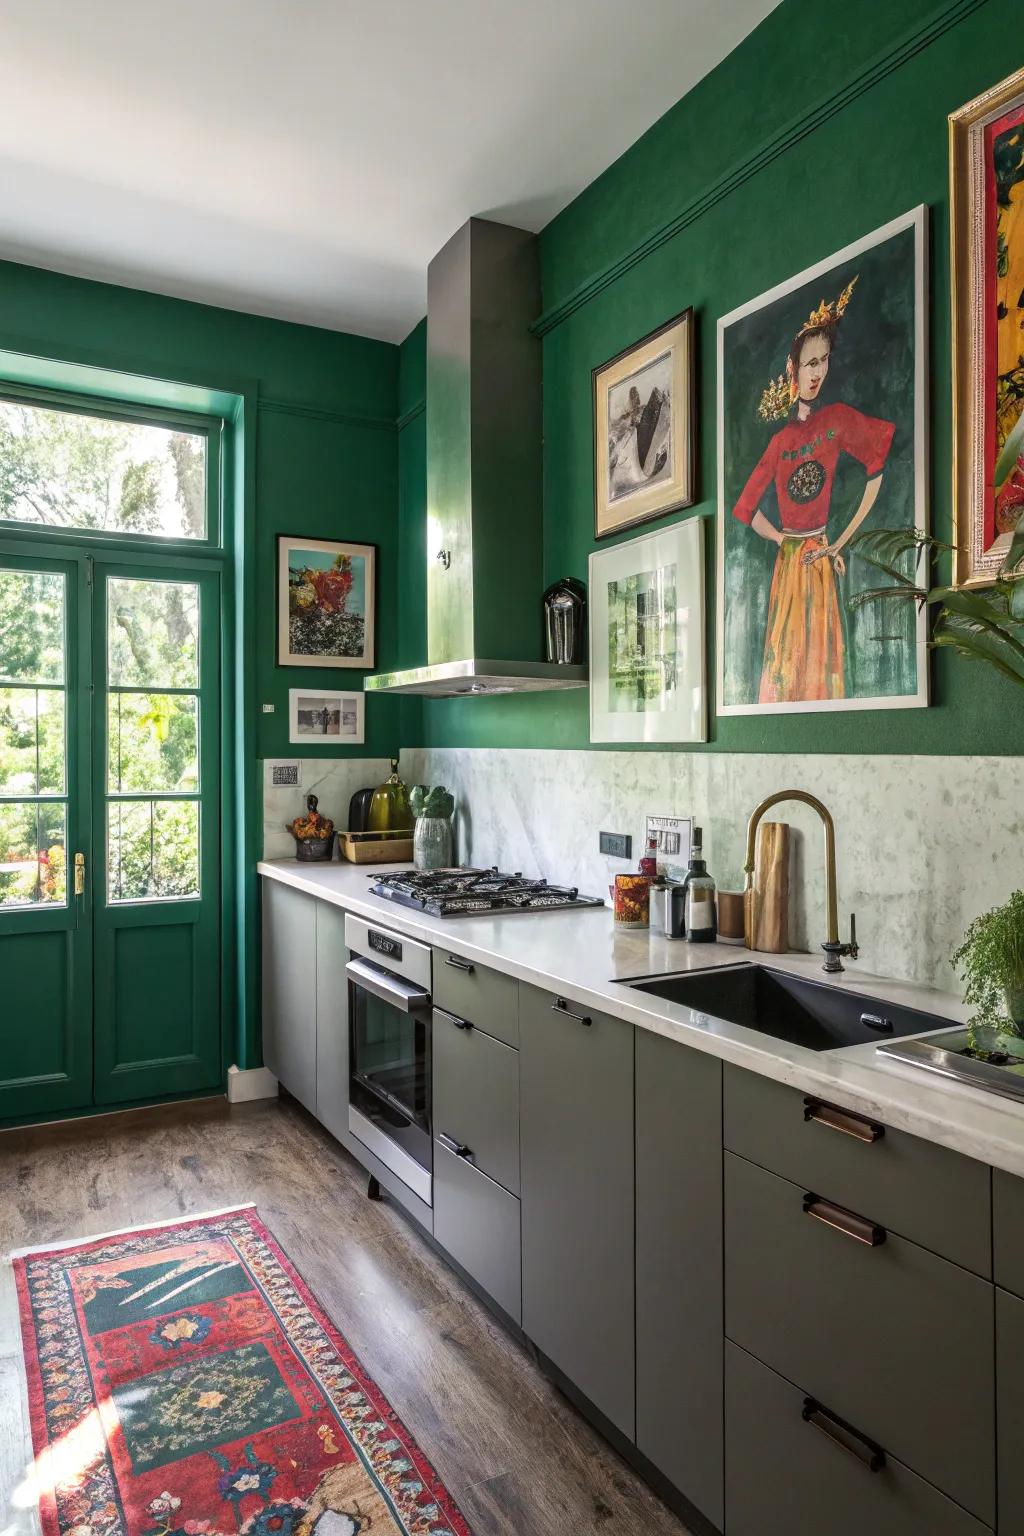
[952,891,1024,1055]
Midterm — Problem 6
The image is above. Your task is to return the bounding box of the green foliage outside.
[0,402,208,906]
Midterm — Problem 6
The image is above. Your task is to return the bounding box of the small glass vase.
[414,815,453,871]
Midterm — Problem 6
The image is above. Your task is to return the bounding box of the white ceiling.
[0,0,778,343]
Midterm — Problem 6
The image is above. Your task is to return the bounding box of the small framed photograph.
[593,309,695,539]
[589,517,706,744]
[288,688,365,745]
[277,535,376,668]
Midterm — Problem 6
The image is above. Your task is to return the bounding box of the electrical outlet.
[262,703,275,713]
[599,831,632,860]
[645,815,692,873]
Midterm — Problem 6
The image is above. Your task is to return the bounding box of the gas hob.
[369,866,604,918]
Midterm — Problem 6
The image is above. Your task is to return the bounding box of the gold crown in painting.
[757,275,859,421]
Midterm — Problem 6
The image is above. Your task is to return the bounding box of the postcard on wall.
[288,688,365,745]
[589,518,706,744]
[277,535,376,668]
[951,66,1024,586]
[716,206,929,717]
[593,309,694,539]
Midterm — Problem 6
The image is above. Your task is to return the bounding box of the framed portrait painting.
[951,66,1024,586]
[717,206,928,717]
[288,688,365,745]
[593,309,695,539]
[277,535,376,668]
[589,517,706,744]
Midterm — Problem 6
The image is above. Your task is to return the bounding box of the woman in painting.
[731,278,895,703]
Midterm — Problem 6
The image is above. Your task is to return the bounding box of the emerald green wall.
[0,258,403,759]
[416,0,1024,754]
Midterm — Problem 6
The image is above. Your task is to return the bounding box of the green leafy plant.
[848,517,1024,689]
[952,892,1024,1049]
[410,784,454,820]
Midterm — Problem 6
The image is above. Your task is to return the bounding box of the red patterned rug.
[14,1206,472,1536]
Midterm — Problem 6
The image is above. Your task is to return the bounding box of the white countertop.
[258,857,1024,1180]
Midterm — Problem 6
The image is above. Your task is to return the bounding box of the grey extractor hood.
[364,218,587,698]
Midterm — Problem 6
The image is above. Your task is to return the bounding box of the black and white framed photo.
[288,688,365,745]
[277,535,376,668]
[593,309,695,539]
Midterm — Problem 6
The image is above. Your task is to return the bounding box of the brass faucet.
[743,790,858,973]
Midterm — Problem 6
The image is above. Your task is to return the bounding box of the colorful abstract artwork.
[951,66,1024,585]
[277,537,375,668]
[14,1207,470,1536]
[717,208,928,715]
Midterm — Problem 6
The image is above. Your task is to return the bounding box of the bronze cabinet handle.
[443,956,474,974]
[802,1398,886,1473]
[434,1006,473,1031]
[803,1192,886,1247]
[551,998,592,1026]
[803,1097,885,1143]
[438,1132,472,1160]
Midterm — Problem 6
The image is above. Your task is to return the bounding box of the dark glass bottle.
[683,826,717,943]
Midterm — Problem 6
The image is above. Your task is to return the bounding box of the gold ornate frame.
[950,64,1024,587]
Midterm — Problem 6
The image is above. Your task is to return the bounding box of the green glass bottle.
[367,756,414,833]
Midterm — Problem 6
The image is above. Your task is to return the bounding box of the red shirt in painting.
[732,401,895,532]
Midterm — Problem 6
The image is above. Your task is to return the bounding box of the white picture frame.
[589,518,707,744]
[288,688,365,745]
[716,206,929,716]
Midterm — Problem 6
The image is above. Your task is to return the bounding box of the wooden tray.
[338,829,414,865]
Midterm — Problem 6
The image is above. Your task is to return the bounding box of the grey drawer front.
[993,1169,1024,1297]
[723,1064,991,1276]
[433,1141,521,1322]
[724,1152,995,1524]
[433,950,518,1045]
[433,1007,520,1195]
[998,1287,1024,1531]
[725,1343,992,1536]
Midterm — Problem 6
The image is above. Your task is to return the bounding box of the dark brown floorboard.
[0,1095,692,1535]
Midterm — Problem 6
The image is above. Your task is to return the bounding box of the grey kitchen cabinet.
[261,879,317,1115]
[725,1342,991,1536]
[635,1030,723,1530]
[433,948,519,1045]
[433,1139,522,1321]
[519,981,635,1440]
[998,1286,1024,1531]
[724,1064,991,1276]
[313,901,349,1145]
[993,1167,1024,1298]
[724,1150,995,1525]
[432,1005,520,1194]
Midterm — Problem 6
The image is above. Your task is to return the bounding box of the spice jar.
[614,873,650,929]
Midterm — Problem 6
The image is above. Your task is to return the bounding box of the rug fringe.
[6,1203,257,1260]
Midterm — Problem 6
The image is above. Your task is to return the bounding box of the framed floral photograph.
[277,535,376,668]
[717,207,928,716]
[593,310,695,539]
[588,517,706,744]
[288,688,365,745]
[951,65,1024,586]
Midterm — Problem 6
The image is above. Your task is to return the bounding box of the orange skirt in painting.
[759,534,845,704]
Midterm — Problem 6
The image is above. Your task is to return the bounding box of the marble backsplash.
[402,746,1024,992]
[262,757,391,860]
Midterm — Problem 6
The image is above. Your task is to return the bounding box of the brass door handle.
[74,852,86,896]
[803,1192,886,1247]
[803,1097,884,1143]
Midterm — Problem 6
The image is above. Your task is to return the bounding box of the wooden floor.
[0,1094,693,1536]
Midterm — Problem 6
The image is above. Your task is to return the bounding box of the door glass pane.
[108,693,198,793]
[0,688,65,794]
[0,400,208,539]
[107,578,199,688]
[108,799,199,902]
[0,569,64,682]
[0,801,66,907]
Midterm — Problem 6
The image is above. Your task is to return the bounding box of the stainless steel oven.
[345,913,433,1206]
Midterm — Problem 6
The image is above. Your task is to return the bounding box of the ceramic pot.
[414,816,453,871]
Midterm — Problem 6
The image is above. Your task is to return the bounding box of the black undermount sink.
[625,962,957,1052]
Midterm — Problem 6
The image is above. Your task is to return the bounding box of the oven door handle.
[345,957,431,1012]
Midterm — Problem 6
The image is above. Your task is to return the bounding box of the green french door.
[0,548,222,1120]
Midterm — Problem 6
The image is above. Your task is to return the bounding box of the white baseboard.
[226,1064,279,1104]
